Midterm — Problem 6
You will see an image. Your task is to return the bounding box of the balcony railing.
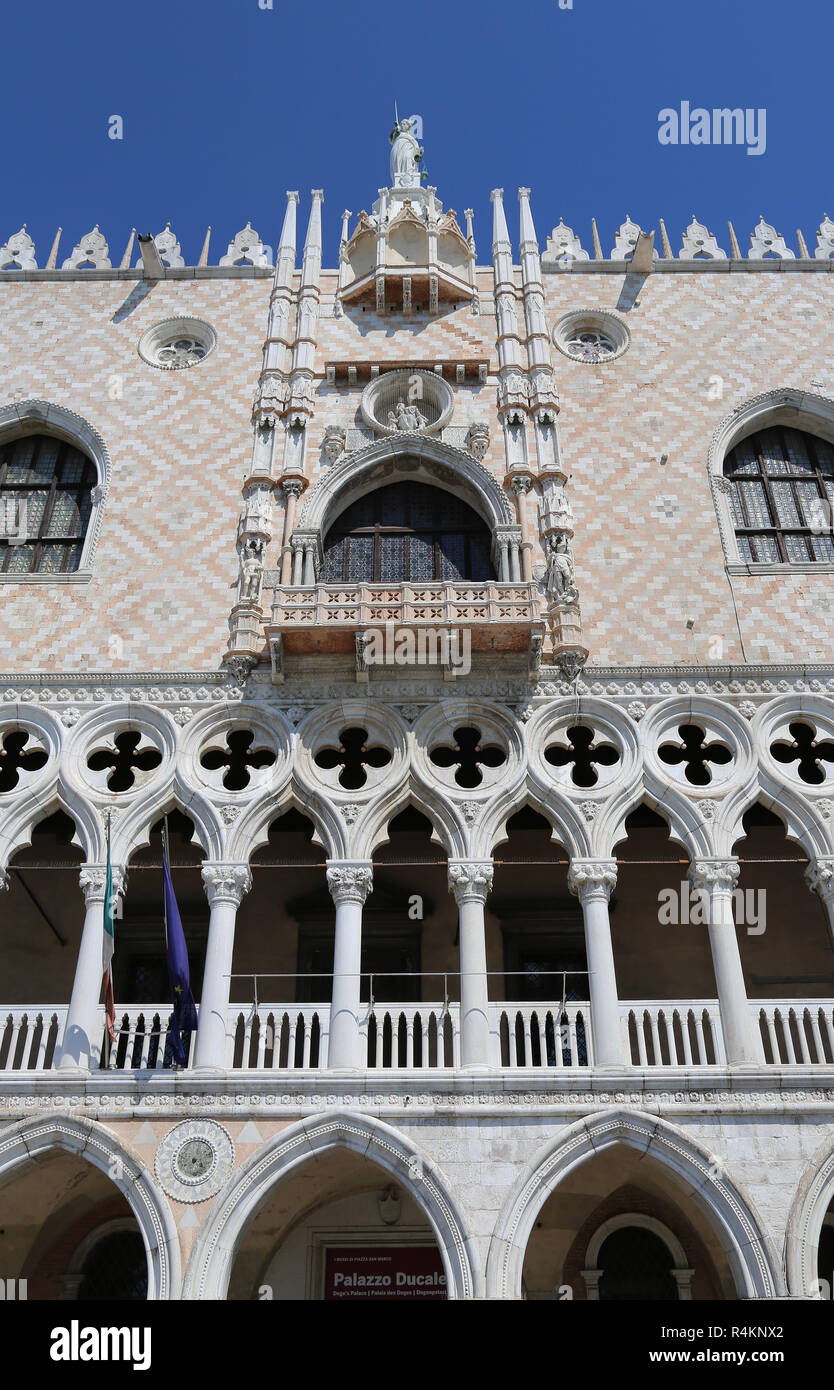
[621,1002,726,1067]
[0,1007,66,1071]
[270,581,540,630]
[5,996,834,1073]
[755,1001,834,1066]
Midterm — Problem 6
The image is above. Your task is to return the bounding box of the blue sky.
[3,0,832,265]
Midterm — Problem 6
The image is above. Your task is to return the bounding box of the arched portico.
[0,1113,180,1300]
[486,1108,782,1300]
[182,1111,478,1300]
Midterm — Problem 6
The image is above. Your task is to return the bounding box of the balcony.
[5,997,834,1074]
[265,580,541,671]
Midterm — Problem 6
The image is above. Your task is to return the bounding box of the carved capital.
[282,478,305,501]
[202,863,252,908]
[448,860,494,904]
[689,859,740,894]
[327,862,374,905]
[80,864,126,905]
[0,868,8,893]
[568,859,617,902]
[805,857,834,903]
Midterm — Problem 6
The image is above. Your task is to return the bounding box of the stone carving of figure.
[388,399,426,432]
[390,116,424,188]
[239,537,265,605]
[546,532,578,602]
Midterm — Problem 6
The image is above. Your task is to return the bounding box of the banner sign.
[324,1246,447,1300]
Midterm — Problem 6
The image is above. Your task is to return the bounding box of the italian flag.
[102,835,116,1043]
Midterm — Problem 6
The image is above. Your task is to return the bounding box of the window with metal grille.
[0,434,96,574]
[724,426,834,563]
[77,1229,148,1301]
[320,480,495,583]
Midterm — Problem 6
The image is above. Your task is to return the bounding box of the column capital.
[202,862,252,907]
[79,864,126,905]
[568,858,617,901]
[327,861,373,905]
[805,856,834,902]
[0,867,8,893]
[448,860,493,904]
[689,858,739,893]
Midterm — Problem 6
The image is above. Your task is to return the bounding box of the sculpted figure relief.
[387,400,427,432]
[239,537,265,605]
[545,532,578,602]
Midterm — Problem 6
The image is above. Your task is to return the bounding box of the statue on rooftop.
[390,114,424,188]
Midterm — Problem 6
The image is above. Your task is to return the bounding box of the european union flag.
[162,821,198,1067]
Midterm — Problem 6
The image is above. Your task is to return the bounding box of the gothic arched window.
[320,481,495,583]
[724,426,834,563]
[0,433,97,574]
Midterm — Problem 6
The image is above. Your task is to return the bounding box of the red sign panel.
[324,1246,447,1300]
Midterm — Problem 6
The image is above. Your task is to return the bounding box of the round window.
[552,311,630,364]
[138,317,216,370]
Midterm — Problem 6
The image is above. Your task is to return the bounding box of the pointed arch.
[0,1113,180,1300]
[786,1133,834,1295]
[182,1111,478,1300]
[485,1107,781,1300]
[298,433,515,536]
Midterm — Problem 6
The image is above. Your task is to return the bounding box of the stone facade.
[1,131,834,1301]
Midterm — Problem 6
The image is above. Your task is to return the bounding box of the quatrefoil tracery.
[544,725,620,788]
[0,729,48,793]
[770,720,834,785]
[314,727,392,790]
[86,731,163,792]
[658,723,732,787]
[200,729,276,791]
[429,726,507,789]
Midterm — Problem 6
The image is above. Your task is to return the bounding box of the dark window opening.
[724,425,834,564]
[320,480,494,583]
[0,433,96,574]
[597,1227,679,1301]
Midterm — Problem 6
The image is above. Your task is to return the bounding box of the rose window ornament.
[156,336,208,369]
[564,329,616,363]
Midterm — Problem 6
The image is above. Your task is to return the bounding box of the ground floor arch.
[485,1108,782,1301]
[182,1112,478,1300]
[0,1113,180,1300]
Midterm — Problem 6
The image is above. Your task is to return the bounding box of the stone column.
[291,536,305,585]
[193,863,252,1071]
[511,474,534,580]
[448,861,495,1071]
[302,540,316,586]
[327,862,373,1069]
[690,859,762,1064]
[59,864,125,1070]
[568,859,627,1067]
[280,479,303,586]
[805,857,834,945]
[497,537,509,582]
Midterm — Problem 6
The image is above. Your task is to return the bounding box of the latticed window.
[320,481,494,583]
[0,434,96,574]
[724,427,834,563]
[77,1230,148,1301]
